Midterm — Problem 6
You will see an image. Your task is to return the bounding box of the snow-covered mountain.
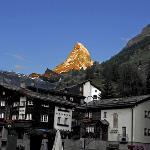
[54,42,93,74]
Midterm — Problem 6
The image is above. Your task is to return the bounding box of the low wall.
[63,139,107,150]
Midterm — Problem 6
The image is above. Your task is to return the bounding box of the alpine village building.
[0,72,150,150]
[0,75,84,149]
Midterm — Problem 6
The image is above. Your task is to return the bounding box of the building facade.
[83,95,150,150]
[60,80,101,103]
[0,81,84,147]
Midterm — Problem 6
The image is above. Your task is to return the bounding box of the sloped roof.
[58,79,101,95]
[82,119,109,126]
[83,95,150,109]
[0,82,76,107]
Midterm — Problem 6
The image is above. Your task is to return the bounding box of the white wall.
[101,108,132,142]
[54,106,72,131]
[83,81,101,103]
[133,100,150,143]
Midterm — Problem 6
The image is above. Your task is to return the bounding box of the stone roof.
[0,82,76,107]
[83,95,150,109]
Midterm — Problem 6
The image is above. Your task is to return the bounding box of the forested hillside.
[55,24,150,98]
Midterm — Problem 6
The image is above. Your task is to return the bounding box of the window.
[89,112,92,118]
[0,113,4,118]
[85,112,92,118]
[19,114,25,120]
[41,104,49,108]
[144,128,147,136]
[70,97,73,101]
[0,101,5,106]
[145,110,148,118]
[122,127,126,137]
[85,112,89,118]
[86,126,94,133]
[12,115,17,120]
[20,101,26,106]
[145,110,150,119]
[41,115,48,122]
[148,111,150,119]
[104,112,107,118]
[26,114,32,120]
[64,118,68,125]
[148,129,150,136]
[95,90,97,92]
[93,95,97,99]
[113,113,118,128]
[20,97,26,106]
[28,101,33,106]
[57,117,61,124]
[13,102,19,107]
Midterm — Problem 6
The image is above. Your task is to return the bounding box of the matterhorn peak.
[54,42,93,74]
[74,42,90,55]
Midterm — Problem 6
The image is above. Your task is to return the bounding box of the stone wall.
[63,139,107,150]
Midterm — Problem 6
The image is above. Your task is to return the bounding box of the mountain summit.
[53,42,94,74]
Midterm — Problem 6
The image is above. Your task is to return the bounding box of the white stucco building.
[54,106,72,131]
[87,95,150,150]
[61,80,101,103]
[82,80,101,103]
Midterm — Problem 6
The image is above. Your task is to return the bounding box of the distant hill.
[0,71,57,90]
[102,24,150,79]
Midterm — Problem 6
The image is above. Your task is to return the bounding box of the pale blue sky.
[0,0,150,74]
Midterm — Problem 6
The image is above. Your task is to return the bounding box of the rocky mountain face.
[29,42,93,80]
[53,42,93,74]
[29,68,61,83]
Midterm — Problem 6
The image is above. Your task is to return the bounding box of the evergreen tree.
[118,64,143,97]
[85,67,94,80]
[101,79,114,99]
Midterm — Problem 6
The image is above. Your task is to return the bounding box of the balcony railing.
[118,134,129,144]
